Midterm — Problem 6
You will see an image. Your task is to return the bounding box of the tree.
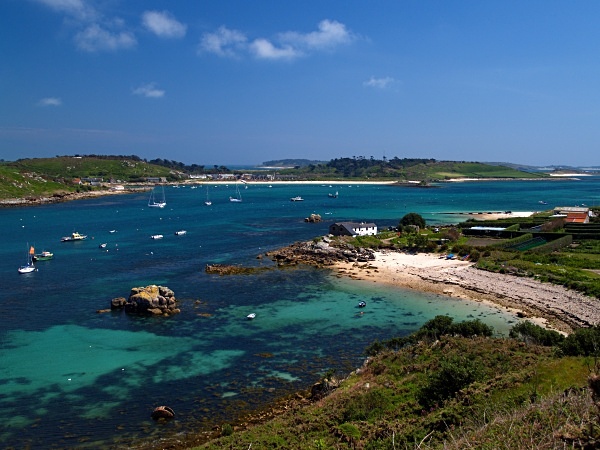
[399,212,426,229]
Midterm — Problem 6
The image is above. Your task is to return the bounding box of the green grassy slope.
[193,335,596,449]
[406,161,548,180]
[0,156,175,200]
[10,156,172,180]
[0,164,75,199]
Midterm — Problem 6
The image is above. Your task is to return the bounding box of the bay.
[0,178,597,448]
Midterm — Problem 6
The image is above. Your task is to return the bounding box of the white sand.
[333,251,600,333]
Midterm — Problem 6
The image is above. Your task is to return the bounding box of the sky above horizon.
[2,1,600,167]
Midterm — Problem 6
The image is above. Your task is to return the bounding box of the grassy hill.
[190,318,598,449]
[0,164,76,199]
[9,156,173,181]
[277,158,547,180]
[409,161,547,180]
[0,156,176,200]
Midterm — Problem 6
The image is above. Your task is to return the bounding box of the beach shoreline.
[332,250,600,334]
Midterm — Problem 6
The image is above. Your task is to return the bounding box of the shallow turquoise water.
[0,178,598,447]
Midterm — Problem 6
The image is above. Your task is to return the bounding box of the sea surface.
[1,177,598,448]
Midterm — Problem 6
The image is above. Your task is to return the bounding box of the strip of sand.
[333,251,600,333]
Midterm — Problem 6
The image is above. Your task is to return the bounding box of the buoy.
[151,405,175,420]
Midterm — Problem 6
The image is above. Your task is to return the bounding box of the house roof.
[333,222,377,228]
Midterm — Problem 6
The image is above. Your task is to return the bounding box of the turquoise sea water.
[1,178,598,448]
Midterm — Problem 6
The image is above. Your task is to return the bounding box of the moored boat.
[174,230,187,236]
[290,196,304,202]
[32,250,53,261]
[247,313,256,320]
[18,244,36,274]
[150,234,164,240]
[61,232,87,242]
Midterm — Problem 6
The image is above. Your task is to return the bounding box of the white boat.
[246,313,256,320]
[61,232,87,242]
[18,244,36,274]
[150,234,164,240]
[99,243,107,249]
[290,196,304,202]
[148,185,167,208]
[328,191,338,198]
[174,230,187,236]
[205,185,212,206]
[229,182,242,202]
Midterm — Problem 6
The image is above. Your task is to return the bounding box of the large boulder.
[111,285,179,316]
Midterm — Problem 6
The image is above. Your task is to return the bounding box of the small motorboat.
[290,196,304,202]
[247,313,256,320]
[33,250,53,261]
[61,232,87,242]
[174,230,187,236]
[150,234,164,240]
[358,301,367,308]
[99,243,107,249]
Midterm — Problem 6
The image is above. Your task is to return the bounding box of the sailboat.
[18,244,36,274]
[148,185,167,208]
[229,182,242,202]
[204,185,212,206]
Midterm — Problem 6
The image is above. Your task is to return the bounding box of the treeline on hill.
[280,156,437,178]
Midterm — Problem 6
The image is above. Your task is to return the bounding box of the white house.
[329,222,378,237]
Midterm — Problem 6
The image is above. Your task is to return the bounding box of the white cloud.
[198,26,248,57]
[38,97,62,107]
[142,10,186,39]
[33,0,96,21]
[75,24,136,52]
[364,76,396,89]
[280,20,355,50]
[132,83,165,99]
[249,39,300,60]
[34,0,139,52]
[199,20,355,61]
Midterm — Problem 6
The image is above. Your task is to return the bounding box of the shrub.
[560,326,600,356]
[399,212,426,229]
[418,355,485,408]
[509,321,564,346]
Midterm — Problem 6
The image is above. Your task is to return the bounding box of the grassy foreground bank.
[184,317,599,449]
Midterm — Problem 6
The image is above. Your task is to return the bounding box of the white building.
[329,222,378,237]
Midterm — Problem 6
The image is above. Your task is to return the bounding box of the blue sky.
[1,1,599,166]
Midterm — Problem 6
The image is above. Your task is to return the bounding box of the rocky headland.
[264,237,376,267]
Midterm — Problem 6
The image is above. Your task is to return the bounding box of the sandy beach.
[333,251,600,333]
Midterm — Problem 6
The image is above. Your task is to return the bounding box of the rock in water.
[110,285,179,316]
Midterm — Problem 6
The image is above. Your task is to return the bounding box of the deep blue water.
[1,178,598,448]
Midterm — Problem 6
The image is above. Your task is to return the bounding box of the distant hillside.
[277,158,547,180]
[260,159,326,168]
[0,155,183,200]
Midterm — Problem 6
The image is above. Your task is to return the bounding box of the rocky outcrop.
[205,264,270,276]
[111,285,180,316]
[265,238,376,268]
[304,213,322,223]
